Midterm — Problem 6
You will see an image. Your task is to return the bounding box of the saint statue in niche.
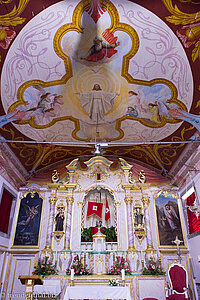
[55,208,65,231]
[134,207,144,231]
[76,84,119,123]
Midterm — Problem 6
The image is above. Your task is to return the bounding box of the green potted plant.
[103,226,117,242]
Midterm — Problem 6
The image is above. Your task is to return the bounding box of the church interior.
[1,0,200,299]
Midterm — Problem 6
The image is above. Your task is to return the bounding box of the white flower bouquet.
[108,279,120,286]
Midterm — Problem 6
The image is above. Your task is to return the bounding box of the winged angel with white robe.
[77,84,119,123]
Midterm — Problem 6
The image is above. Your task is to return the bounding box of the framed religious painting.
[12,191,44,248]
[154,191,186,248]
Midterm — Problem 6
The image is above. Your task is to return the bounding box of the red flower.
[176,22,200,48]
[0,26,16,49]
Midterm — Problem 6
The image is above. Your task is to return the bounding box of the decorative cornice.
[0,143,29,187]
[84,156,113,169]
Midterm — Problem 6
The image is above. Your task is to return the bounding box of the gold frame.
[11,191,44,249]
[153,190,187,249]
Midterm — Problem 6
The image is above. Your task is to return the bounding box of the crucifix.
[172,236,183,262]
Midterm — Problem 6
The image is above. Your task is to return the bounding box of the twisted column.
[125,196,135,249]
[64,197,74,249]
[45,197,57,249]
[142,196,153,249]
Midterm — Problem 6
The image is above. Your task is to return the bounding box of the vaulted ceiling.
[0,0,200,182]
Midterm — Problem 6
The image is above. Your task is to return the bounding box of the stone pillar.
[64,197,74,249]
[45,197,57,249]
[114,200,121,248]
[124,196,135,249]
[77,201,84,249]
[142,196,153,249]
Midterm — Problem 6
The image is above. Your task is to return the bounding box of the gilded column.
[142,196,153,249]
[64,197,74,249]
[114,200,121,248]
[125,196,135,249]
[46,197,57,249]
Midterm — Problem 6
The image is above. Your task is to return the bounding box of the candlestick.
[71,269,74,281]
[121,269,125,281]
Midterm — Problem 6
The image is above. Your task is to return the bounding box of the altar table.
[64,285,131,300]
[33,279,61,298]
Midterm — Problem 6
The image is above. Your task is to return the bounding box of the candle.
[121,269,125,281]
[71,269,74,281]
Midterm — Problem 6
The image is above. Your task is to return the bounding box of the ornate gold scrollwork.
[114,200,121,207]
[66,197,74,205]
[124,196,133,205]
[77,201,84,207]
[142,196,150,206]
[49,197,57,205]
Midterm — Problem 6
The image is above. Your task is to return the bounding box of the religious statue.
[134,207,144,231]
[55,208,65,231]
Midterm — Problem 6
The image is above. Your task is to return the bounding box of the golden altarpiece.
[7,156,195,300]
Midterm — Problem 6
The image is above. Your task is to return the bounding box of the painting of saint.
[13,192,43,247]
[77,84,119,122]
[155,192,185,247]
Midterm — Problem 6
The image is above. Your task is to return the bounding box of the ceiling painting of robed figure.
[1,0,200,175]
[1,0,194,144]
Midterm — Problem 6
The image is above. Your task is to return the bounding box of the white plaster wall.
[183,172,200,283]
[2,253,37,300]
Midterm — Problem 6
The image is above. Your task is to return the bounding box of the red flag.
[105,199,110,221]
[87,202,103,219]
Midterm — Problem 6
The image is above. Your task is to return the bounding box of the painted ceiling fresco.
[0,0,200,177]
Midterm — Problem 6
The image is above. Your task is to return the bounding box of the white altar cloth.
[64,286,131,300]
[34,279,61,296]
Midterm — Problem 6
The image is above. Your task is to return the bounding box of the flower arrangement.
[142,259,165,276]
[109,279,120,286]
[66,255,90,276]
[108,256,132,275]
[32,256,57,277]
